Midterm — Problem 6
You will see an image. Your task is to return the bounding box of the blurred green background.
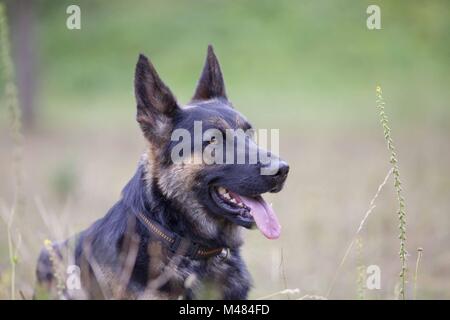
[1,0,449,299]
[4,0,450,129]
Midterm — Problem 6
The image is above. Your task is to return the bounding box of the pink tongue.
[238,195,281,239]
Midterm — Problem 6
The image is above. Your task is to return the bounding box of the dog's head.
[135,46,289,242]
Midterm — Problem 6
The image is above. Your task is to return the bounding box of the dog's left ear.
[135,54,178,145]
[192,45,227,101]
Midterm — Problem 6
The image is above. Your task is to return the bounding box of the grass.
[356,237,365,300]
[326,167,393,297]
[7,117,447,298]
[43,239,66,298]
[23,0,450,130]
[0,0,448,300]
[258,87,411,300]
[376,86,408,299]
[0,2,24,300]
[413,247,423,300]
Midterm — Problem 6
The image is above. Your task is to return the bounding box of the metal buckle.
[217,248,230,261]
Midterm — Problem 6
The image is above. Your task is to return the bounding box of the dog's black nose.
[260,160,290,179]
[275,161,289,179]
[265,160,289,193]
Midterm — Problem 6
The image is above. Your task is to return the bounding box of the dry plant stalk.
[256,288,301,300]
[326,168,393,297]
[413,247,423,300]
[355,237,365,300]
[0,3,25,300]
[376,86,408,300]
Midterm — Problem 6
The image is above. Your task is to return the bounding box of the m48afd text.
[179,304,270,317]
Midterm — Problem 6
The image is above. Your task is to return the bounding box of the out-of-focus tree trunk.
[9,0,36,129]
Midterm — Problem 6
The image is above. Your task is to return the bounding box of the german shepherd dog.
[35,45,289,300]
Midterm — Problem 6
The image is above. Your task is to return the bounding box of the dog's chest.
[132,250,235,300]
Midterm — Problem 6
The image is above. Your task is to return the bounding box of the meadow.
[0,0,449,299]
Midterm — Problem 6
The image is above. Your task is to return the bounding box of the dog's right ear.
[134,54,178,145]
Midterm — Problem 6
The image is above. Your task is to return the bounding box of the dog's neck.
[121,159,243,249]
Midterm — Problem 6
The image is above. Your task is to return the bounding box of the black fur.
[36,164,251,299]
[35,46,287,300]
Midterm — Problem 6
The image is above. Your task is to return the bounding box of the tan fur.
[142,147,243,247]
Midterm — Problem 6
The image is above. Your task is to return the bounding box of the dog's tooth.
[218,187,226,194]
[230,198,236,203]
[224,193,231,199]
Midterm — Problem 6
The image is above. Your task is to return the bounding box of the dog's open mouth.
[210,186,281,239]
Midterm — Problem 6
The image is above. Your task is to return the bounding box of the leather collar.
[134,211,229,260]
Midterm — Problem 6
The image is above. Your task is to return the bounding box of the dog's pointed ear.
[135,54,178,144]
[192,45,227,101]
